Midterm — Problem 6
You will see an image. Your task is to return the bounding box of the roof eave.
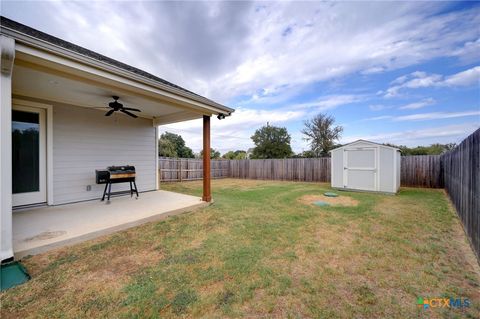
[0,23,234,115]
[330,139,400,151]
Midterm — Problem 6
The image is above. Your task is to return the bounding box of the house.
[330,140,401,194]
[0,17,234,261]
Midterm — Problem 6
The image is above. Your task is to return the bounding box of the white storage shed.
[330,140,401,194]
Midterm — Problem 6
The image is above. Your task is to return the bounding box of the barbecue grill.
[95,165,138,201]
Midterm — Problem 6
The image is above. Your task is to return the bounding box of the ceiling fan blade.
[105,109,115,116]
[120,109,138,118]
[123,107,141,112]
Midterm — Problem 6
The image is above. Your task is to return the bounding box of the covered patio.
[13,190,206,259]
[1,17,234,261]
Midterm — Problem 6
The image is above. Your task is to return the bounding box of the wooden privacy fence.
[400,155,443,188]
[442,129,479,259]
[230,157,444,186]
[158,157,229,181]
[159,158,331,182]
[229,158,331,182]
[160,156,443,187]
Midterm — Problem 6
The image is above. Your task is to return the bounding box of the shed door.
[344,147,377,191]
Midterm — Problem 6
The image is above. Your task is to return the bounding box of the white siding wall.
[52,103,156,204]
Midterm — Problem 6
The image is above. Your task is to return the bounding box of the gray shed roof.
[0,16,234,114]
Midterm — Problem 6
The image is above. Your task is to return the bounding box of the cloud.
[159,107,305,153]
[364,110,480,122]
[3,2,479,152]
[369,104,392,111]
[361,66,387,75]
[451,38,480,64]
[385,66,480,97]
[290,94,365,111]
[444,66,480,86]
[207,3,480,103]
[390,74,409,85]
[365,115,393,121]
[3,1,479,104]
[342,123,479,146]
[160,100,354,153]
[394,110,480,121]
[398,98,435,110]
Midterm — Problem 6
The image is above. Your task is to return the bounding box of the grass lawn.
[1,179,479,318]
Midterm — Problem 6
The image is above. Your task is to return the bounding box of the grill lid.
[107,165,135,173]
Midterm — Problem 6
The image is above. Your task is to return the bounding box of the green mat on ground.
[314,201,330,207]
[1,261,30,291]
[324,192,339,197]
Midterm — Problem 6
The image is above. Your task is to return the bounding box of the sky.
[2,1,479,154]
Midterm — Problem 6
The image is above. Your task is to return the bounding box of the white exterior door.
[12,105,47,206]
[344,147,377,191]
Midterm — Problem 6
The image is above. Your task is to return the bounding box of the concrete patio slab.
[13,190,206,259]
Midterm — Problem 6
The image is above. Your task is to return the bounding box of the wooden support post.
[202,115,211,202]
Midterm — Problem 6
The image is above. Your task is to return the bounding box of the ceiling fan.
[105,96,141,118]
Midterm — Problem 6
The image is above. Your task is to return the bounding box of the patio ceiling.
[2,15,233,124]
[12,57,206,125]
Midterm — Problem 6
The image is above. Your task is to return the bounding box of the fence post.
[179,158,182,182]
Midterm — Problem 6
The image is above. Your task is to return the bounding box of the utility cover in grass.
[1,261,30,291]
[313,201,330,207]
[324,192,339,197]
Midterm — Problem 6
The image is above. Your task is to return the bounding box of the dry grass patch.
[1,181,479,318]
[298,194,359,206]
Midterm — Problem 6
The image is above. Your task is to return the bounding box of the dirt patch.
[298,194,358,207]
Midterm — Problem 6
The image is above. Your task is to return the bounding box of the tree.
[158,138,177,157]
[222,151,236,159]
[222,150,247,159]
[443,143,457,152]
[390,143,457,155]
[301,113,343,157]
[200,148,221,159]
[294,150,316,158]
[158,132,194,158]
[235,151,247,159]
[251,124,293,159]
